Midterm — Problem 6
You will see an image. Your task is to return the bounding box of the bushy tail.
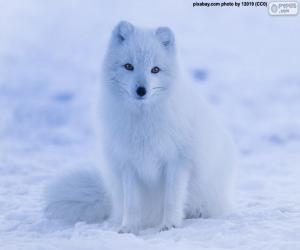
[44,168,111,224]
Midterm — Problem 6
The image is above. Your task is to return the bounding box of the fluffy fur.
[45,21,237,234]
[45,169,111,224]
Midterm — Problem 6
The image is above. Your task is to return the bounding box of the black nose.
[136,86,147,97]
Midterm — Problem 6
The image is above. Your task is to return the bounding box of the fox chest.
[108,124,179,180]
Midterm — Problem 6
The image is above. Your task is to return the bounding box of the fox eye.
[124,63,134,71]
[151,66,160,74]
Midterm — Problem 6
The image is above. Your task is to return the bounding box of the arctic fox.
[45,21,237,234]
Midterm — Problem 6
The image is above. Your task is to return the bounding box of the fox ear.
[113,21,134,43]
[155,27,175,49]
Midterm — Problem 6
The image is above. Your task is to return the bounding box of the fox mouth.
[134,95,148,103]
[135,96,146,100]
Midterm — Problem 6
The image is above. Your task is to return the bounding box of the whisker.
[151,86,167,90]
[103,79,131,97]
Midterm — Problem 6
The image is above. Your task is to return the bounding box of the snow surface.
[0,1,300,249]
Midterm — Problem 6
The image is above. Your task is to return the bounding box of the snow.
[0,0,300,249]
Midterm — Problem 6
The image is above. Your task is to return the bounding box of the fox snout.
[136,86,147,98]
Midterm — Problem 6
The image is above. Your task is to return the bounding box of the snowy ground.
[0,1,300,249]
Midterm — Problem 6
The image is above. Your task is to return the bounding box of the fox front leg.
[118,168,141,235]
[160,161,189,231]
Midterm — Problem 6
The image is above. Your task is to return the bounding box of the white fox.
[45,21,237,234]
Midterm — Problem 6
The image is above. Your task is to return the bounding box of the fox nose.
[136,86,147,97]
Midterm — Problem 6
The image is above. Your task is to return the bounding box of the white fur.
[100,21,237,233]
[45,169,111,224]
[44,21,237,233]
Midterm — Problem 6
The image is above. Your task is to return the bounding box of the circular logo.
[271,4,278,13]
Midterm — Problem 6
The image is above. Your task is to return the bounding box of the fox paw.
[118,225,139,235]
[159,224,176,232]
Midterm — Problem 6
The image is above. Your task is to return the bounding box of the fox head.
[103,21,177,108]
